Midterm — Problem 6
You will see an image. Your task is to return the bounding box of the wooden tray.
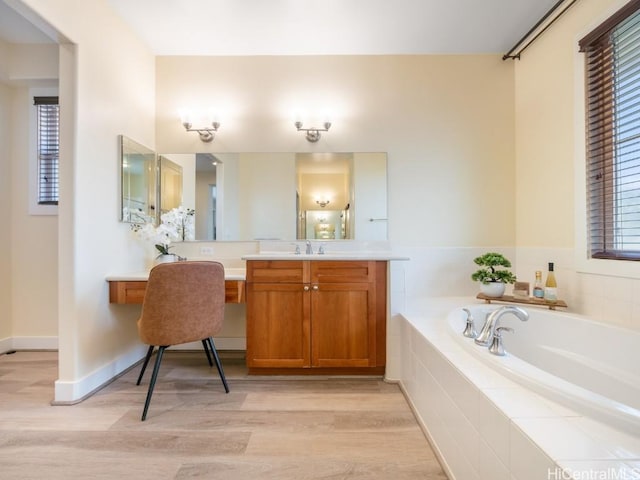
[476,293,567,310]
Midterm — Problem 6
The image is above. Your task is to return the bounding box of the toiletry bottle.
[533,271,544,299]
[544,263,558,303]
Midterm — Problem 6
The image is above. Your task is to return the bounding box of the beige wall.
[514,0,640,329]
[1,39,59,347]
[514,0,622,247]
[16,0,157,400]
[156,55,516,247]
[10,86,58,340]
[0,81,11,342]
[7,2,514,399]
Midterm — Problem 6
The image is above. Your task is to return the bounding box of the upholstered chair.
[136,261,229,421]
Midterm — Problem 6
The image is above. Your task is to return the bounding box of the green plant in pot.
[471,252,517,298]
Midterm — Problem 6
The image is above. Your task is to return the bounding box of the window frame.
[575,0,640,278]
[29,87,59,215]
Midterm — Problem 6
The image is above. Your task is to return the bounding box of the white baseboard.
[54,344,148,404]
[2,335,245,403]
[52,337,246,404]
[0,336,58,352]
[0,337,12,353]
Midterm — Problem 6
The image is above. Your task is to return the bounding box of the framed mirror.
[158,152,388,242]
[119,135,157,224]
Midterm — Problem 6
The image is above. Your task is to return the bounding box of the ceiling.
[1,0,561,55]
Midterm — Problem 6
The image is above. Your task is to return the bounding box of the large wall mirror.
[158,152,388,242]
[119,136,184,225]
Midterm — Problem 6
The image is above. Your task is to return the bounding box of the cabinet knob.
[312,285,319,291]
[303,285,310,291]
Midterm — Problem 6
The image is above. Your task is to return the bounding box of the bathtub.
[447,304,640,436]
[397,297,640,480]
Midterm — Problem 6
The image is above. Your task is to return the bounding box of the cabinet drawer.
[108,279,246,304]
[109,281,147,304]
[247,260,307,283]
[311,261,376,284]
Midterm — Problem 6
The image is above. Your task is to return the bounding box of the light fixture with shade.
[315,198,330,208]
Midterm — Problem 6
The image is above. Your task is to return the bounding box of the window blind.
[34,96,59,205]
[580,1,640,260]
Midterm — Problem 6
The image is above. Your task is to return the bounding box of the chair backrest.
[137,261,225,346]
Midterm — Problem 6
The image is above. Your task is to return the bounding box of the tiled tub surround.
[397,297,640,480]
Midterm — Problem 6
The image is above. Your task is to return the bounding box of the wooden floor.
[0,350,447,480]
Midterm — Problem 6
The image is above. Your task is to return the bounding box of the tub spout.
[474,305,528,347]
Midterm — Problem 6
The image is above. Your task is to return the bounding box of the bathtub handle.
[462,308,477,339]
[488,326,514,356]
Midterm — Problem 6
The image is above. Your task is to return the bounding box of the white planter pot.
[154,254,178,266]
[480,282,506,298]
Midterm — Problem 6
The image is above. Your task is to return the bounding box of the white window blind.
[34,96,59,205]
[580,0,640,260]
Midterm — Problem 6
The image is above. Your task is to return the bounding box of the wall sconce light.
[316,199,330,208]
[295,121,331,143]
[182,120,220,143]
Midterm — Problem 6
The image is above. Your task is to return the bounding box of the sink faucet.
[305,240,313,254]
[474,305,528,347]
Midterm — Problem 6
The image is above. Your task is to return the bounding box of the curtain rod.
[503,0,580,60]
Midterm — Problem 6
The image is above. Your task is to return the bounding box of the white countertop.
[241,253,409,261]
[106,267,246,282]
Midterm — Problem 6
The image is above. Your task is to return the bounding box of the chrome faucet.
[474,305,528,347]
[305,240,313,254]
[461,308,477,339]
[488,326,514,356]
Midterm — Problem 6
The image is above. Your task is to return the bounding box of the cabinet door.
[310,282,376,367]
[246,282,310,368]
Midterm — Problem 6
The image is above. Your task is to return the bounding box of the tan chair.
[136,261,229,421]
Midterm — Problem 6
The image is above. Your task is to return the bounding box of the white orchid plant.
[131,206,195,255]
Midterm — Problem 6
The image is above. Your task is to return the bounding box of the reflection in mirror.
[119,135,156,224]
[295,152,387,241]
[296,153,351,240]
[160,152,388,241]
[159,156,183,215]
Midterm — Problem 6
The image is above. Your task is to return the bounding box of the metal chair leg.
[136,345,155,385]
[201,339,214,367]
[141,345,166,421]
[207,337,229,393]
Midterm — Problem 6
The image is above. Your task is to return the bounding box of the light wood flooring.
[0,350,447,480]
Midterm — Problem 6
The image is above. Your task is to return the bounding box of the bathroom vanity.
[244,257,388,375]
[107,252,405,376]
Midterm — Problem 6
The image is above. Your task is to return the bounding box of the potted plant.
[131,206,195,265]
[471,252,516,298]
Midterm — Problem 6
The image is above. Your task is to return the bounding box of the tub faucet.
[488,326,514,356]
[474,305,528,347]
[305,240,313,254]
[461,308,477,339]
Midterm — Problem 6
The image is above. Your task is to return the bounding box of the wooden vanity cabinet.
[246,259,386,375]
